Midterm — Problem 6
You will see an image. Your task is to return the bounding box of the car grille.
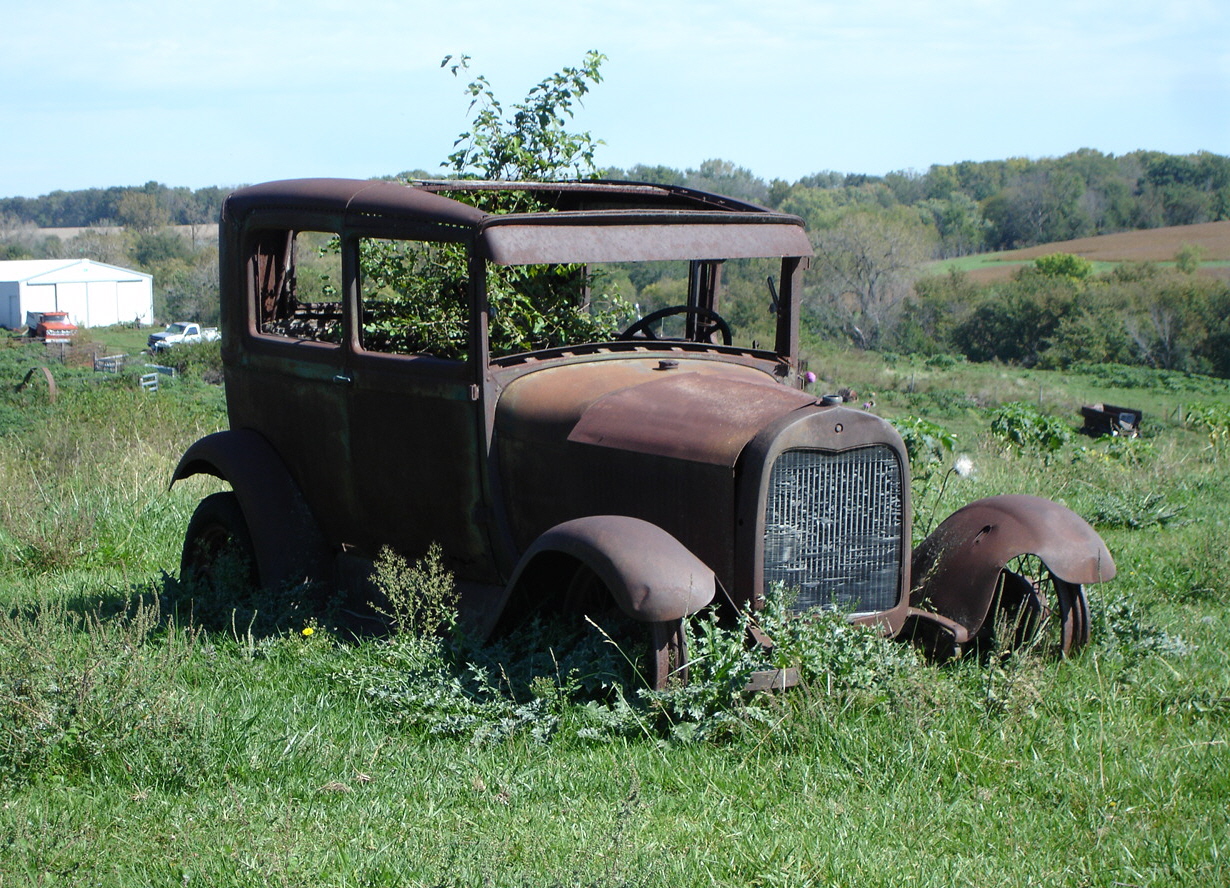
[763,445,903,614]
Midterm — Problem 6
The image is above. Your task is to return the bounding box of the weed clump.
[1094,593,1191,661]
[371,543,458,639]
[155,340,223,382]
[0,595,208,788]
[989,401,1073,454]
[343,550,928,746]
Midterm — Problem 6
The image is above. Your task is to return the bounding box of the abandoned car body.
[172,178,1116,687]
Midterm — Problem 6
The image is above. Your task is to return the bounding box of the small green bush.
[1081,489,1185,529]
[989,401,1072,453]
[156,340,223,381]
[371,543,458,639]
[1033,252,1093,280]
[923,353,965,370]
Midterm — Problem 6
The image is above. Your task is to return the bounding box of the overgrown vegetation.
[3,51,1230,887]
[344,52,634,359]
[2,331,1229,884]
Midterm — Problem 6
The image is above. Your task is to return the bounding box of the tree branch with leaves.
[441,51,606,182]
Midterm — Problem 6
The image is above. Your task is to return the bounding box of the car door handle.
[333,374,352,385]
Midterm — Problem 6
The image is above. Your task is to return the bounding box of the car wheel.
[180,492,258,593]
[648,619,689,690]
[565,563,690,690]
[987,554,1090,657]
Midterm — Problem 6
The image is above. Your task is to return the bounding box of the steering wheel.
[619,305,733,346]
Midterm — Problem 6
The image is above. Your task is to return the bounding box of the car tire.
[180,491,258,592]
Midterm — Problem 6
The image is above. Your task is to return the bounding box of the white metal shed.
[0,259,154,329]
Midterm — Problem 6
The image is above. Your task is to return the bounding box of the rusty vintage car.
[172,178,1115,687]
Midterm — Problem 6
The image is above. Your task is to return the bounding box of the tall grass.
[0,349,224,577]
[2,344,1228,886]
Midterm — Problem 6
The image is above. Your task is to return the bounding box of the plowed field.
[943,219,1230,283]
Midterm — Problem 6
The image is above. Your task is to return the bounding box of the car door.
[226,227,360,546]
[343,234,496,582]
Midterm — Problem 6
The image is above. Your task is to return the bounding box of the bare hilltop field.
[945,219,1230,283]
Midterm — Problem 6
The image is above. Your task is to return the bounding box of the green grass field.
[2,330,1228,886]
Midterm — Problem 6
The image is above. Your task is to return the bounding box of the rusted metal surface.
[172,429,329,589]
[898,608,972,661]
[14,365,56,402]
[480,218,813,265]
[508,515,715,623]
[493,360,805,591]
[567,371,818,466]
[649,620,690,689]
[222,178,812,267]
[172,176,1118,690]
[910,494,1116,640]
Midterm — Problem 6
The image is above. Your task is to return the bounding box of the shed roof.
[0,259,151,284]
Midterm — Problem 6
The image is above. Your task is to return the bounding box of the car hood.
[495,359,819,467]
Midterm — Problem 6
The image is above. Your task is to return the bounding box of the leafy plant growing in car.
[356,51,626,361]
[442,51,607,182]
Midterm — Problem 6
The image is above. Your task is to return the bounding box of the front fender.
[171,429,329,588]
[911,494,1115,637]
[507,516,716,623]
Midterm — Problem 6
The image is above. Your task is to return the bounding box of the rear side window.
[252,230,343,344]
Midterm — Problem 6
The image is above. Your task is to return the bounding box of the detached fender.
[910,494,1115,637]
[508,516,715,623]
[171,429,329,588]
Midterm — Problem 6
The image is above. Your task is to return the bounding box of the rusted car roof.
[222,178,813,266]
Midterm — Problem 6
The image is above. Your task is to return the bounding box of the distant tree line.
[0,181,229,229]
[600,151,1230,378]
[2,148,1227,250]
[0,214,220,326]
[883,256,1230,378]
[3,146,1229,377]
[606,149,1230,254]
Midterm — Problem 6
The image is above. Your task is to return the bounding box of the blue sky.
[2,0,1227,198]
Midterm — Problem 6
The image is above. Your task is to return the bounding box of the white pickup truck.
[147,322,221,352]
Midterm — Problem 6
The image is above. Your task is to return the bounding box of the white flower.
[954,455,974,478]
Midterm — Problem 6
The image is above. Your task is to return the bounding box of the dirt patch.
[965,220,1230,284]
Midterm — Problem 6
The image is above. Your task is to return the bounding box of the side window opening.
[356,234,640,361]
[358,237,470,360]
[253,230,343,343]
